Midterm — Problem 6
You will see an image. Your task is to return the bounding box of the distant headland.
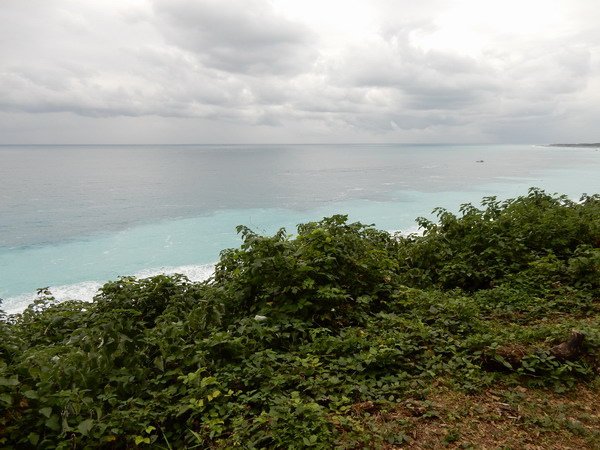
[547,143,600,148]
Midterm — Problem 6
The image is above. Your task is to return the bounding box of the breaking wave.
[1,263,215,315]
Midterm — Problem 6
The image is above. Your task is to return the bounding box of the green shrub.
[1,189,598,448]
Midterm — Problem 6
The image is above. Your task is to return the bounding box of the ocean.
[1,143,599,314]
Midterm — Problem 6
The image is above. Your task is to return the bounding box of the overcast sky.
[1,0,599,144]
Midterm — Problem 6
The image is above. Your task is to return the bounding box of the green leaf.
[0,393,12,405]
[77,419,94,436]
[23,390,39,399]
[45,415,60,431]
[27,433,39,446]
[134,435,150,445]
[153,356,164,371]
[39,407,52,418]
[0,376,19,387]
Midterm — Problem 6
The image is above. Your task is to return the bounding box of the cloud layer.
[1,0,599,143]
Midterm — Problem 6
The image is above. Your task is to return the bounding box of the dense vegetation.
[1,188,599,448]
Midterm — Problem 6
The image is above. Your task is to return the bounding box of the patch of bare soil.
[348,382,600,449]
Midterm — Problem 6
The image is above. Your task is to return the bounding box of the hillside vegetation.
[1,188,599,449]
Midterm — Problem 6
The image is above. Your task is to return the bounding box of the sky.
[1,0,599,144]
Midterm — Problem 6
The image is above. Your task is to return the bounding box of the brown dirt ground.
[400,384,598,449]
[338,381,600,449]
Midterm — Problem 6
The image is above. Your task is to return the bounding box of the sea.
[1,143,599,314]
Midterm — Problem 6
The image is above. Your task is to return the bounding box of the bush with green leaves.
[0,189,598,448]
[214,215,400,327]
[398,188,600,291]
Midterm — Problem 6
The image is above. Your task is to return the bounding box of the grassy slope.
[1,189,599,449]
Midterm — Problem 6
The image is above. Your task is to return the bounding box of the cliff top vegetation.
[1,188,599,448]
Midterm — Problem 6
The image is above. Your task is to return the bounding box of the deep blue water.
[1,144,599,313]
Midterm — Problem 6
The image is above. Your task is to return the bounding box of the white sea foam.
[132,264,215,282]
[2,263,215,316]
[387,225,423,237]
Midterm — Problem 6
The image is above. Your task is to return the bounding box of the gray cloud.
[0,0,598,143]
[152,0,316,75]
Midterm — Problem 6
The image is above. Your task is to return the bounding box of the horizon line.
[0,142,541,146]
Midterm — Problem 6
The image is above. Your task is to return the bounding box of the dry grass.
[407,384,598,449]
[337,381,600,449]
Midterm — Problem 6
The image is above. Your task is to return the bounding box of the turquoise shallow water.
[1,144,599,313]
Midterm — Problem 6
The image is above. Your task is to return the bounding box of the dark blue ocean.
[1,144,599,313]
